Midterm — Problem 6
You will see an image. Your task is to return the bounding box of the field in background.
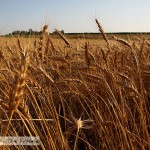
[0,25,150,150]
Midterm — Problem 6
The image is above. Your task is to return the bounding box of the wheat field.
[0,20,150,150]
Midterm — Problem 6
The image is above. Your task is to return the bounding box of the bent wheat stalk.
[55,29,71,47]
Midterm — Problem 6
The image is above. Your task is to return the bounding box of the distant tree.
[61,30,64,34]
[52,30,65,35]
[29,28,33,34]
[52,30,57,34]
[12,31,20,35]
[7,29,42,36]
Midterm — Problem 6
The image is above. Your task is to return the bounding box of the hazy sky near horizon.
[0,0,150,34]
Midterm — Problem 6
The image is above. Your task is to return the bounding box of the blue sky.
[0,0,150,34]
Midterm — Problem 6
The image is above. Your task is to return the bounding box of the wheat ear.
[3,49,29,136]
[38,25,48,62]
[84,42,90,67]
[95,19,110,51]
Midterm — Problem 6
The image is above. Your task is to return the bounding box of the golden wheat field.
[0,21,150,150]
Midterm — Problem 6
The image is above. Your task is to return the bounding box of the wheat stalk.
[1,118,54,122]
